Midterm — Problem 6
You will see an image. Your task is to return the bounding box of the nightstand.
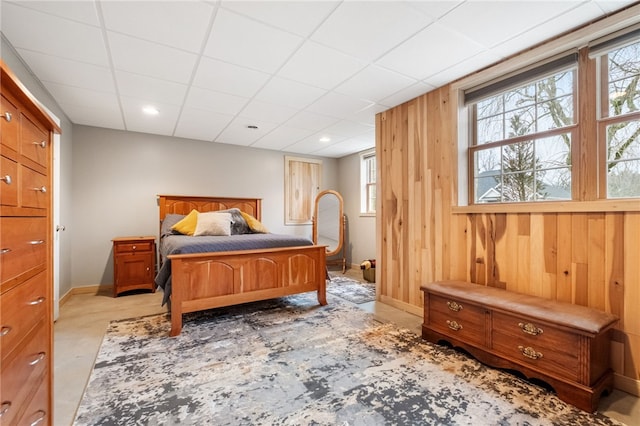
[112,236,156,297]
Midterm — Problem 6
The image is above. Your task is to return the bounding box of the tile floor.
[55,270,639,426]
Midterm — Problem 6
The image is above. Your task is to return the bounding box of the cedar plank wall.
[376,85,640,394]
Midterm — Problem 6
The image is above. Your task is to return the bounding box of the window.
[360,150,376,214]
[466,56,577,203]
[595,37,640,198]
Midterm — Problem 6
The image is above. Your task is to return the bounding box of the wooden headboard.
[157,195,262,221]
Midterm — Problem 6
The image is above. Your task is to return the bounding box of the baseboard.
[379,295,422,317]
[59,285,112,306]
[614,373,640,397]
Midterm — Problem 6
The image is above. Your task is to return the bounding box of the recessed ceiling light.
[142,106,159,116]
[319,136,331,143]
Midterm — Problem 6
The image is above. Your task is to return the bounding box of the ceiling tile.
[115,71,188,106]
[120,96,181,135]
[424,50,504,88]
[1,2,108,66]
[491,2,610,58]
[438,1,580,49]
[594,0,637,13]
[278,41,366,90]
[305,92,373,120]
[379,82,435,108]
[239,100,298,125]
[313,134,375,158]
[192,56,270,98]
[174,107,234,141]
[283,111,340,133]
[184,87,248,116]
[6,0,100,26]
[320,120,374,139]
[108,32,198,84]
[254,77,327,109]
[17,49,114,93]
[220,1,338,37]
[282,131,347,155]
[405,1,465,20]
[59,102,125,130]
[251,126,316,151]
[345,103,392,126]
[44,81,119,110]
[203,8,304,73]
[216,117,278,146]
[311,1,434,62]
[335,65,418,103]
[376,22,485,80]
[101,1,214,53]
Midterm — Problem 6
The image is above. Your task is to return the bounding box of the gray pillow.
[160,213,185,237]
[218,208,251,235]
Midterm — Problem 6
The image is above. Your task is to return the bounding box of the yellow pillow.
[240,211,269,233]
[171,209,199,236]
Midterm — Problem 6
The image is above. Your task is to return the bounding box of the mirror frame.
[312,189,345,258]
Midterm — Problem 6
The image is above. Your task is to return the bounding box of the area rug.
[74,293,621,426]
[326,274,376,304]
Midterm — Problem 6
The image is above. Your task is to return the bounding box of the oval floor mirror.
[312,189,346,273]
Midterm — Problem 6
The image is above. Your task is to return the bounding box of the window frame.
[360,149,376,216]
[453,21,640,213]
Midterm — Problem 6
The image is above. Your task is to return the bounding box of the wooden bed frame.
[158,195,327,336]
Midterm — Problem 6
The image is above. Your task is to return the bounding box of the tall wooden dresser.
[1,60,61,425]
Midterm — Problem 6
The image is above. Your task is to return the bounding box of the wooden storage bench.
[421,281,618,412]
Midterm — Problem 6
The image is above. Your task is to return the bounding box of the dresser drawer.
[20,114,49,170]
[0,217,47,284]
[0,270,48,361]
[0,324,49,425]
[115,241,153,254]
[14,373,48,426]
[21,165,49,210]
[428,294,486,346]
[0,155,18,206]
[492,312,580,381]
[0,94,19,154]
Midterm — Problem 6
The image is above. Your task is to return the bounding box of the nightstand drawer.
[115,241,153,254]
[428,294,486,346]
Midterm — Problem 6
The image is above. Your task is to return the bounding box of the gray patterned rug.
[326,275,376,304]
[74,292,622,426]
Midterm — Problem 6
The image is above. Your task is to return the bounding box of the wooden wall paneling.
[624,212,640,337]
[516,214,531,295]
[605,213,625,328]
[556,213,573,303]
[543,214,558,300]
[572,213,589,306]
[408,99,424,307]
[588,213,606,311]
[529,213,546,298]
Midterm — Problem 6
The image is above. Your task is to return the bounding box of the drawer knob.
[28,296,46,306]
[518,345,543,360]
[33,140,47,148]
[2,111,12,122]
[446,301,463,312]
[518,322,543,336]
[28,351,46,366]
[29,410,46,425]
[0,326,11,337]
[33,186,47,193]
[132,245,137,250]
[0,401,11,417]
[0,175,11,185]
[446,320,462,331]
[0,248,11,255]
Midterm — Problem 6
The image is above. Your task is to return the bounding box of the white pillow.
[193,212,232,236]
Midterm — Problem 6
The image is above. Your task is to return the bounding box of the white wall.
[2,36,75,299]
[71,125,339,286]
[337,152,376,268]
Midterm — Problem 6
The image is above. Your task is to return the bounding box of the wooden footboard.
[168,245,326,336]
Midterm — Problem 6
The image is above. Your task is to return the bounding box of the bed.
[155,195,327,336]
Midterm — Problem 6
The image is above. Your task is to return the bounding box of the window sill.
[452,199,640,214]
[360,212,376,218]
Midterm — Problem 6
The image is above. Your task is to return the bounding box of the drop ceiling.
[1,0,636,158]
